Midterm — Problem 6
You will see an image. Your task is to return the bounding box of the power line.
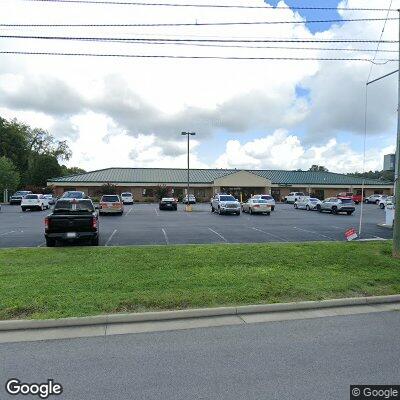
[0,50,397,63]
[19,0,397,12]
[1,18,398,28]
[0,34,397,43]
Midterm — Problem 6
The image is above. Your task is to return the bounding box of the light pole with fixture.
[181,131,196,211]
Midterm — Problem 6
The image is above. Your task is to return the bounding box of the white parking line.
[105,229,117,246]
[155,208,159,216]
[208,228,228,243]
[251,227,288,242]
[0,231,15,236]
[37,242,46,248]
[125,207,133,216]
[293,226,335,241]
[358,236,388,242]
[162,228,169,245]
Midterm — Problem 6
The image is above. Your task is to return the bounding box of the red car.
[337,192,362,205]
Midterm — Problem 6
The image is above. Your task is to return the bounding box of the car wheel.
[294,203,298,209]
[236,211,240,216]
[317,205,322,213]
[211,205,215,212]
[306,205,310,211]
[249,208,253,215]
[21,207,26,212]
[266,212,271,216]
[380,203,385,209]
[91,236,99,246]
[347,211,353,215]
[46,238,56,247]
[332,207,337,214]
[271,206,275,211]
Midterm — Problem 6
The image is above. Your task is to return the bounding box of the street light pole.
[392,9,400,257]
[181,131,196,211]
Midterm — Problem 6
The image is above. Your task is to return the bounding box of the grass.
[0,241,399,320]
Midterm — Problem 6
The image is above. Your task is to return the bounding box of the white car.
[284,192,306,204]
[379,196,394,209]
[294,196,322,211]
[183,194,196,204]
[242,198,271,215]
[211,194,241,215]
[364,194,387,204]
[121,192,134,204]
[251,194,276,211]
[21,194,50,212]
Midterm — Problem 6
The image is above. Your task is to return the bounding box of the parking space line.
[155,208,159,217]
[161,228,169,245]
[37,242,46,247]
[125,208,133,216]
[105,229,117,246]
[293,227,335,241]
[208,228,228,243]
[251,227,288,242]
[0,231,15,236]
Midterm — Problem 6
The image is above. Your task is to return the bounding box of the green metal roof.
[48,168,391,186]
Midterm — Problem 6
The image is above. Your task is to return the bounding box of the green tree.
[99,183,117,195]
[29,154,62,187]
[60,165,86,176]
[155,185,170,200]
[309,165,329,172]
[0,157,20,199]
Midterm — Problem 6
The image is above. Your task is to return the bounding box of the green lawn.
[0,241,399,320]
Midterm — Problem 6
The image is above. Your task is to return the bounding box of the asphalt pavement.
[1,311,399,400]
[0,202,392,247]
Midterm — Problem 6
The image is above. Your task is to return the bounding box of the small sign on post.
[345,228,358,241]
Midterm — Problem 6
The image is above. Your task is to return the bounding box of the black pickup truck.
[44,199,99,247]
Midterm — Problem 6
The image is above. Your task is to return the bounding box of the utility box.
[385,204,395,227]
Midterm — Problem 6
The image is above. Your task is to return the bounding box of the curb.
[1,294,399,331]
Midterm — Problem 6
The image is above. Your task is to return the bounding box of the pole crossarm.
[367,69,398,85]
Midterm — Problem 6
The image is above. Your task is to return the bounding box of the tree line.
[0,116,85,196]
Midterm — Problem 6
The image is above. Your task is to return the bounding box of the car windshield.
[63,192,84,198]
[14,191,30,196]
[121,193,132,196]
[162,198,175,201]
[101,195,119,202]
[25,195,38,199]
[261,195,273,200]
[54,200,94,213]
[220,195,236,201]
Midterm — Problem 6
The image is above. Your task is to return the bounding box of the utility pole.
[181,131,196,212]
[393,9,400,257]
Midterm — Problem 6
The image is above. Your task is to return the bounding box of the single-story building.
[47,167,394,202]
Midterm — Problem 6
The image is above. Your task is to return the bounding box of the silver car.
[211,194,241,215]
[242,199,272,215]
[251,194,276,211]
[317,197,355,215]
[294,196,322,211]
[364,194,387,204]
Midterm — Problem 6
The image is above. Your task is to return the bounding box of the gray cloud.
[51,117,80,140]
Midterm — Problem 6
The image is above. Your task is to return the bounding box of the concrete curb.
[1,294,399,331]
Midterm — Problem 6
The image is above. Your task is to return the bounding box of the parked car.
[183,194,196,204]
[44,198,99,247]
[21,194,50,212]
[251,194,275,211]
[337,192,362,204]
[284,192,305,204]
[242,198,271,215]
[99,195,124,215]
[121,192,134,204]
[211,194,241,215]
[364,194,387,204]
[159,197,178,210]
[43,194,56,205]
[61,191,86,199]
[9,190,32,205]
[379,196,394,209]
[317,197,355,215]
[294,196,322,211]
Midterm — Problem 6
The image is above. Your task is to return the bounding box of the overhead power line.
[1,18,398,28]
[0,50,397,63]
[0,34,397,44]
[19,0,398,12]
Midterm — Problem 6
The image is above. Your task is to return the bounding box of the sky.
[0,0,398,174]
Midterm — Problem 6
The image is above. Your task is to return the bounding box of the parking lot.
[0,202,392,248]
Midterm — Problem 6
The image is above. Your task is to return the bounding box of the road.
[1,311,399,399]
[0,202,392,247]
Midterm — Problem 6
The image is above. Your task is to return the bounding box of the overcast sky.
[0,0,398,173]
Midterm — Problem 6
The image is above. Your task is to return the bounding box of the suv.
[121,192,134,204]
[284,192,305,204]
[21,194,50,211]
[211,194,241,215]
[9,190,32,205]
[317,197,355,215]
[364,194,386,204]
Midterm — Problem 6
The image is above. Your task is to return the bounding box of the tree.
[155,185,170,200]
[60,165,86,176]
[0,157,20,197]
[309,165,329,172]
[99,183,117,195]
[29,154,62,187]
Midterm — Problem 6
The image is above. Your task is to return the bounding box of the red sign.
[345,228,358,241]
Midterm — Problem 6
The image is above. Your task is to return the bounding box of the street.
[1,310,399,400]
[0,202,392,247]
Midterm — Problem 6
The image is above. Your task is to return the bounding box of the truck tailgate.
[49,215,94,232]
